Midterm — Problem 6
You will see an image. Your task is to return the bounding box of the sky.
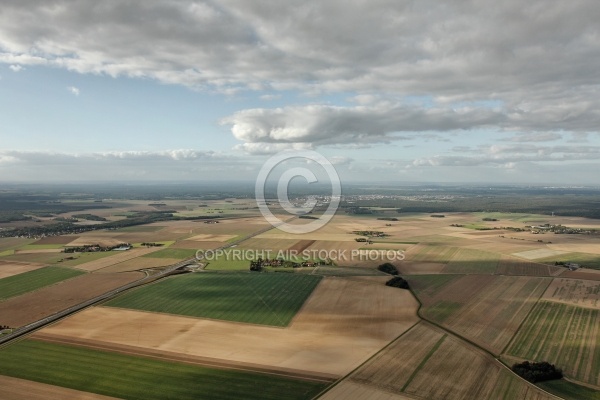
[1,0,600,184]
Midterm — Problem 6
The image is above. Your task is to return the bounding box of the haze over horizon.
[1,1,599,184]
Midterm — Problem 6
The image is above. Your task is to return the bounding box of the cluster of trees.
[140,242,164,247]
[385,276,409,289]
[0,325,11,330]
[72,214,107,221]
[377,262,399,275]
[63,243,130,253]
[377,217,398,221]
[511,361,563,383]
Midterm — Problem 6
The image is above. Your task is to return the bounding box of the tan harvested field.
[236,237,299,253]
[542,278,600,309]
[0,271,142,327]
[32,235,79,245]
[0,260,45,279]
[257,231,358,241]
[185,233,237,242]
[73,247,165,271]
[347,322,556,400]
[513,248,569,260]
[95,257,182,273]
[320,382,415,400]
[411,275,551,354]
[33,277,419,377]
[0,375,117,400]
[548,242,600,255]
[495,256,563,276]
[66,235,126,247]
[170,240,222,250]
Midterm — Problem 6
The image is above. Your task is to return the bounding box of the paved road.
[0,219,282,346]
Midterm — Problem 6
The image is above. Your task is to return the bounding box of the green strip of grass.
[0,266,85,301]
[142,248,198,259]
[0,340,327,400]
[538,380,600,400]
[105,272,322,326]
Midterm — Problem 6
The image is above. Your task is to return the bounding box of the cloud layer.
[1,1,600,180]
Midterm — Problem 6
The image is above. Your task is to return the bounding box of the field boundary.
[408,282,563,399]
[31,334,335,383]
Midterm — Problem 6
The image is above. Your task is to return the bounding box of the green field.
[105,272,322,326]
[0,250,118,267]
[506,301,600,386]
[538,379,600,400]
[143,247,198,259]
[410,245,460,263]
[443,248,501,273]
[0,266,85,301]
[0,340,326,400]
[405,274,461,297]
[537,252,600,270]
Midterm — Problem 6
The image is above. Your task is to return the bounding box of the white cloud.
[67,86,80,96]
[9,64,22,72]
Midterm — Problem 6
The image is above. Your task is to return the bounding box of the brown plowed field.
[495,256,563,276]
[0,260,45,279]
[413,275,551,354]
[32,277,419,377]
[0,375,117,400]
[0,271,143,327]
[32,235,80,245]
[558,269,600,281]
[347,322,557,400]
[73,247,164,271]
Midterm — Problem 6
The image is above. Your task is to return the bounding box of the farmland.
[505,301,600,386]
[408,274,551,353]
[542,278,600,309]
[0,260,45,279]
[105,272,322,326]
[33,277,419,378]
[2,200,600,398]
[0,266,84,301]
[0,271,142,327]
[0,340,326,400]
[343,322,555,400]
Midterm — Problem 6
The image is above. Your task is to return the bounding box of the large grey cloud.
[2,1,600,160]
[2,1,599,98]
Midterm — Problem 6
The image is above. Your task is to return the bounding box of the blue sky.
[1,1,599,184]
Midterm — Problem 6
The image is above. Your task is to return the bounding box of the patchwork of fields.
[408,274,551,354]
[0,266,84,301]
[342,322,556,400]
[506,301,600,386]
[2,209,600,398]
